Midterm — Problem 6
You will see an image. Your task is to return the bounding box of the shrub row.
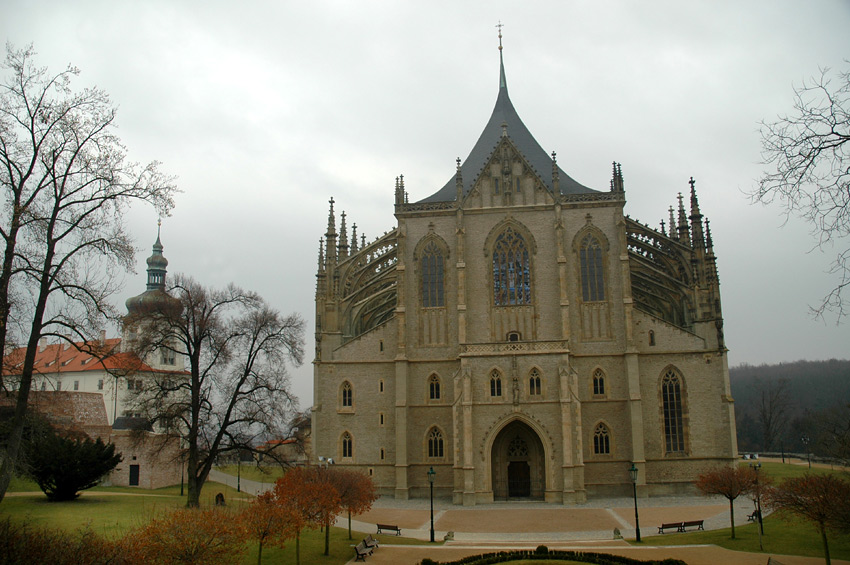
[419,547,687,565]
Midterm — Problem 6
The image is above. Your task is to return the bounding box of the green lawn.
[635,461,850,561]
[0,478,427,565]
[216,463,286,483]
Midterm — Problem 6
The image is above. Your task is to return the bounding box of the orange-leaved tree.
[765,474,850,565]
[241,491,298,565]
[695,465,756,539]
[123,507,245,565]
[325,468,379,539]
[273,467,341,565]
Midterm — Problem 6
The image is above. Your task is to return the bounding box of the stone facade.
[312,48,737,505]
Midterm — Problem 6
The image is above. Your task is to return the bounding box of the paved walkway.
[207,467,848,564]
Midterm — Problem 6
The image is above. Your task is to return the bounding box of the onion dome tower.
[125,222,182,322]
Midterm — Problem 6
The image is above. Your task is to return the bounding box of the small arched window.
[593,423,611,454]
[662,370,686,453]
[649,330,656,346]
[341,381,353,408]
[493,227,532,306]
[428,374,441,401]
[592,369,605,396]
[579,234,605,302]
[490,370,502,397]
[342,432,353,459]
[427,427,444,459]
[421,240,445,307]
[529,368,541,396]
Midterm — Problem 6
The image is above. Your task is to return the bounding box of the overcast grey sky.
[4,1,849,410]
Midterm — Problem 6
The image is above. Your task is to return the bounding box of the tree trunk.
[729,498,736,539]
[295,530,300,565]
[348,510,352,539]
[256,539,263,565]
[820,524,831,565]
[324,518,330,555]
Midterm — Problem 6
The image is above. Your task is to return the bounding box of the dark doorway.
[508,460,530,497]
[129,464,140,486]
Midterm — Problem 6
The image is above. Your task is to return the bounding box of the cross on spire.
[496,21,504,50]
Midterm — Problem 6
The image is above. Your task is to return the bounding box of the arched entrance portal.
[491,420,545,501]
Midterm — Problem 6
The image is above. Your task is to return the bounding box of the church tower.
[123,222,182,370]
[313,34,736,505]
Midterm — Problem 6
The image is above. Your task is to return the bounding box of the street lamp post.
[801,435,811,468]
[628,463,641,543]
[427,466,436,543]
[750,462,763,550]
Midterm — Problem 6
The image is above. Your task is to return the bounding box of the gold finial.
[496,21,504,51]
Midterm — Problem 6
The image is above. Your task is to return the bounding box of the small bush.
[535,545,549,554]
[0,518,128,565]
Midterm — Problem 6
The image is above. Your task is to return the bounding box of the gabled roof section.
[419,48,597,203]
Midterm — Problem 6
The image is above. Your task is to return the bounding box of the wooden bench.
[364,534,379,551]
[657,522,683,534]
[747,510,760,522]
[376,523,401,536]
[353,541,371,561]
[679,520,704,532]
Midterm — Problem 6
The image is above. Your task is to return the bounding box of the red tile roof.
[3,338,176,376]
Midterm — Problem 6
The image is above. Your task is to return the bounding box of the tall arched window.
[341,381,353,408]
[421,240,445,307]
[580,234,605,302]
[529,368,541,396]
[593,423,611,454]
[662,370,686,453]
[592,369,605,396]
[427,427,444,458]
[428,374,441,401]
[490,370,502,397]
[493,227,531,306]
[341,432,353,458]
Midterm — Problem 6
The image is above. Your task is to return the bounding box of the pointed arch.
[414,233,449,308]
[573,227,609,303]
[428,373,441,402]
[528,367,542,396]
[489,369,503,398]
[592,367,606,397]
[660,367,688,455]
[341,431,353,460]
[426,426,446,460]
[339,380,354,413]
[592,422,611,455]
[485,220,536,307]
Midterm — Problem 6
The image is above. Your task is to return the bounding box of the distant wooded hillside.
[730,359,850,455]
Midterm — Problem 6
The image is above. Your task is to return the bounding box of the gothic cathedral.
[312,44,737,505]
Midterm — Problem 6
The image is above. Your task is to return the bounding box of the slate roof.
[418,51,597,203]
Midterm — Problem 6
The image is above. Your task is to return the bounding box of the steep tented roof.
[419,49,597,203]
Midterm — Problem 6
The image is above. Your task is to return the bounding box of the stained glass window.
[493,227,531,306]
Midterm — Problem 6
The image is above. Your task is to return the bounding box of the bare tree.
[753,64,850,319]
[757,378,791,451]
[765,474,850,565]
[695,465,757,539]
[128,274,304,508]
[0,44,175,502]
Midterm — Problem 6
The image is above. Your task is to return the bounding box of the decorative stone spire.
[455,157,463,202]
[689,177,705,249]
[350,223,358,254]
[325,197,337,266]
[610,162,624,193]
[318,238,324,272]
[552,151,560,194]
[497,20,507,91]
[660,218,667,237]
[668,206,677,241]
[338,211,349,260]
[677,192,691,245]
[705,219,714,253]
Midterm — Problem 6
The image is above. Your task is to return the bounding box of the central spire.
[497,21,507,91]
[418,27,597,203]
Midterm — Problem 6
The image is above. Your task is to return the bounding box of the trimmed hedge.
[419,549,687,565]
